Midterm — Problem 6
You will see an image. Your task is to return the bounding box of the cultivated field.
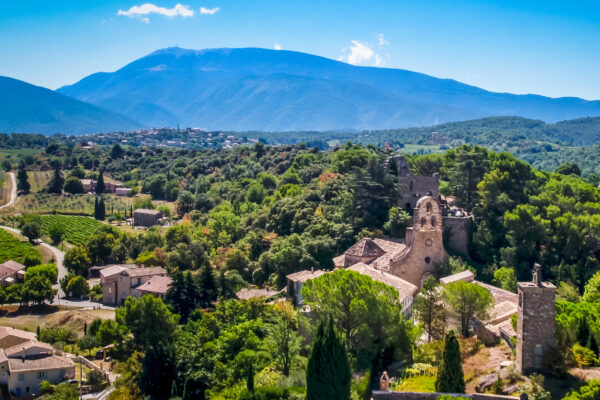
[26,170,53,192]
[0,228,40,264]
[40,215,103,245]
[15,193,136,216]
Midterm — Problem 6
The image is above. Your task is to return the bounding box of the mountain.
[0,76,142,135]
[58,47,600,132]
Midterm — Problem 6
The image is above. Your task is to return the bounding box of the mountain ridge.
[0,76,142,135]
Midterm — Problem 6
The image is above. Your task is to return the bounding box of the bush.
[23,253,42,267]
[40,380,55,394]
[66,276,89,297]
[571,343,598,368]
[64,176,84,194]
[87,369,104,385]
[39,327,76,344]
[25,263,58,284]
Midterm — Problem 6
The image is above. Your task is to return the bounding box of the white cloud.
[200,6,220,15]
[377,33,390,47]
[274,43,282,50]
[118,3,195,22]
[339,36,390,66]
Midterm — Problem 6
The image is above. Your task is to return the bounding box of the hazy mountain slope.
[0,76,142,135]
[58,47,600,131]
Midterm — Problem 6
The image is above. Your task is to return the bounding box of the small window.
[426,203,432,213]
[108,287,111,294]
[425,257,431,264]
[420,217,426,227]
[137,278,141,285]
[18,373,24,381]
[431,216,436,227]
[409,181,414,191]
[119,277,123,284]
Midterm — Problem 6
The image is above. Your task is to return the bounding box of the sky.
[0,0,599,99]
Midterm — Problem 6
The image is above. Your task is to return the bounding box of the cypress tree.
[246,363,254,392]
[306,318,351,400]
[96,169,105,194]
[171,380,178,398]
[47,160,64,194]
[181,379,189,400]
[435,330,465,393]
[199,264,217,308]
[17,161,30,194]
[95,196,106,220]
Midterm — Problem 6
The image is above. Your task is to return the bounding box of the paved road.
[0,172,16,210]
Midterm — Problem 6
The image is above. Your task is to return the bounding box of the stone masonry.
[516,264,556,374]
[387,156,439,211]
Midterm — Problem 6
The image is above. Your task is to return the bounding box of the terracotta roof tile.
[136,276,172,295]
[344,238,386,258]
[286,269,328,283]
[8,354,75,372]
[348,263,417,301]
[123,266,166,277]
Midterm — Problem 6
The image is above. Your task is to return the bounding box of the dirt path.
[0,172,16,210]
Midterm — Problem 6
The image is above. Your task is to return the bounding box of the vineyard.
[40,215,103,245]
[0,229,39,264]
[27,170,53,192]
[16,193,136,215]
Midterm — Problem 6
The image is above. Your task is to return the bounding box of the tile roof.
[440,270,475,285]
[99,264,137,279]
[348,263,417,302]
[0,260,26,281]
[474,281,518,305]
[0,327,37,344]
[286,269,328,283]
[4,341,53,358]
[136,275,172,295]
[134,208,162,216]
[236,287,280,300]
[344,238,386,258]
[7,354,75,372]
[123,266,166,277]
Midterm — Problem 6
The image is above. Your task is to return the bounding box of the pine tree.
[435,330,465,393]
[17,161,30,194]
[306,318,351,400]
[414,276,446,342]
[199,264,217,308]
[47,160,64,194]
[83,321,87,336]
[96,169,105,194]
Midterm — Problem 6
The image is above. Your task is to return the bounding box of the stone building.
[100,265,167,306]
[133,208,163,227]
[516,264,556,374]
[386,155,439,211]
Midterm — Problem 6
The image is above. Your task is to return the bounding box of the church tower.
[516,264,556,374]
[390,196,446,288]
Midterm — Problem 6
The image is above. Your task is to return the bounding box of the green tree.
[268,301,300,376]
[116,295,179,350]
[66,276,89,297]
[111,143,125,159]
[96,169,105,194]
[25,263,58,284]
[165,271,200,323]
[563,378,600,400]
[306,318,351,400]
[47,159,64,195]
[444,145,489,211]
[64,247,92,276]
[77,334,98,356]
[555,162,582,176]
[48,224,65,245]
[435,330,465,393]
[22,275,56,305]
[584,271,600,303]
[384,207,411,237]
[414,276,446,342]
[198,264,217,308]
[493,267,518,293]
[63,176,84,194]
[21,220,42,241]
[176,190,195,216]
[443,281,493,337]
[17,161,30,194]
[94,196,105,220]
[96,319,124,346]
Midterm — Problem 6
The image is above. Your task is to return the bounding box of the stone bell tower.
[516,263,556,374]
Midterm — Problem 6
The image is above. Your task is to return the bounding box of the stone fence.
[372,391,520,400]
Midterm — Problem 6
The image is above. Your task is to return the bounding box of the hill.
[0,76,142,135]
[58,47,600,131]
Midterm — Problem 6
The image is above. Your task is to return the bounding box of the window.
[108,287,112,294]
[420,217,426,227]
[59,370,65,378]
[137,278,142,285]
[119,277,123,284]
[37,371,47,379]
[431,216,436,227]
[425,257,431,264]
[18,373,24,381]
[409,181,414,191]
[426,203,431,213]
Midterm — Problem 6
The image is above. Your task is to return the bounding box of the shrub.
[571,343,598,368]
[64,176,84,194]
[87,369,104,385]
[40,380,55,394]
[66,276,89,297]
[239,387,290,400]
[25,263,58,284]
[39,327,76,344]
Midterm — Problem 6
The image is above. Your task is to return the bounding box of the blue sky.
[1,0,599,99]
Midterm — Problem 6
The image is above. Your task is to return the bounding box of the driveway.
[0,172,16,210]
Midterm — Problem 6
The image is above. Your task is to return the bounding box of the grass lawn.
[0,228,40,264]
[394,375,437,392]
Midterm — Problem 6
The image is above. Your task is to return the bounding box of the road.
[0,172,16,210]
[0,225,113,309]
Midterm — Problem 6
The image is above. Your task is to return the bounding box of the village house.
[134,275,173,300]
[236,287,281,302]
[0,261,26,286]
[100,265,167,306]
[0,328,75,397]
[286,269,328,305]
[133,209,163,227]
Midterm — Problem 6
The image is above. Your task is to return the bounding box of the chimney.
[533,263,542,286]
[21,346,25,361]
[311,267,314,274]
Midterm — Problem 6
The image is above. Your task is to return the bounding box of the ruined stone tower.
[516,264,556,374]
[387,156,439,211]
[390,196,446,288]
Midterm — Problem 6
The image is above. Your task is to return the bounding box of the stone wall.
[443,216,471,257]
[516,281,556,374]
[372,391,518,400]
